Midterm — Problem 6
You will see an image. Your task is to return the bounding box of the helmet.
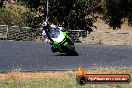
[42,21,49,30]
[42,21,49,27]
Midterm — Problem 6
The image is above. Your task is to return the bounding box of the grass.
[0,69,131,88]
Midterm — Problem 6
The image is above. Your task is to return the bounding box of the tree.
[65,0,100,33]
[102,0,132,29]
[18,0,100,32]
[128,0,132,26]
[0,0,4,8]
[102,0,124,29]
[44,0,99,33]
[19,0,41,9]
[46,0,76,25]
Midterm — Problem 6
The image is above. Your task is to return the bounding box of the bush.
[0,5,34,27]
[0,0,4,8]
[20,10,34,27]
[0,8,12,25]
[128,0,132,26]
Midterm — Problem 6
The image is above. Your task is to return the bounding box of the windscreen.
[50,28,60,38]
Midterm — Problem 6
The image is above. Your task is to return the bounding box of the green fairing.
[63,32,74,45]
[64,42,68,46]
[53,40,58,45]
[62,32,69,39]
[52,32,73,48]
[62,32,71,46]
[51,32,66,45]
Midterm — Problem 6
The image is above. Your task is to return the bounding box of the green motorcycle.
[49,27,78,56]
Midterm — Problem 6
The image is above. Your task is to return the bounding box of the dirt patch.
[80,18,132,45]
[0,71,70,80]
[92,18,132,33]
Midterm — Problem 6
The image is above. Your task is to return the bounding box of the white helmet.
[42,21,49,30]
[42,21,48,27]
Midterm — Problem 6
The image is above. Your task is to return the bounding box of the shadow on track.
[55,53,79,56]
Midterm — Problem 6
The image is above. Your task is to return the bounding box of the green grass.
[0,74,131,88]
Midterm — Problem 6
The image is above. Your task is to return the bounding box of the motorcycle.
[49,27,78,56]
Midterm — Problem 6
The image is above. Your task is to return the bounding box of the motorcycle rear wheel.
[65,45,78,56]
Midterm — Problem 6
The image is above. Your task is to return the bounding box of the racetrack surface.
[0,40,132,72]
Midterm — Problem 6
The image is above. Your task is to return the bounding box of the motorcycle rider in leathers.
[42,21,59,52]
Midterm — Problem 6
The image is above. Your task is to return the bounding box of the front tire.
[51,45,59,53]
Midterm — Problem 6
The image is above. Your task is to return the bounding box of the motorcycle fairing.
[51,31,65,43]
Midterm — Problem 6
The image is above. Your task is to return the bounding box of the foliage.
[102,0,132,29]
[42,0,101,31]
[64,0,98,32]
[0,3,43,41]
[0,0,4,8]
[102,0,123,29]
[128,0,132,26]
[0,5,33,27]
[43,0,99,33]
[46,0,76,25]
[21,10,34,27]
[19,0,41,9]
[1,0,132,31]
[0,8,12,25]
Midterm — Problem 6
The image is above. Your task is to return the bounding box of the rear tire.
[66,45,78,56]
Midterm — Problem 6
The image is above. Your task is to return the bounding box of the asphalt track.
[0,40,132,72]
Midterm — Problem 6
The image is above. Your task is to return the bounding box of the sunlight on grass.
[0,69,131,88]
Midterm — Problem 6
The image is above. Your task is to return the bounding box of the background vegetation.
[1,0,132,30]
[0,0,132,40]
[21,0,132,31]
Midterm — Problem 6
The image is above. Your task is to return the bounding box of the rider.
[42,21,59,52]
